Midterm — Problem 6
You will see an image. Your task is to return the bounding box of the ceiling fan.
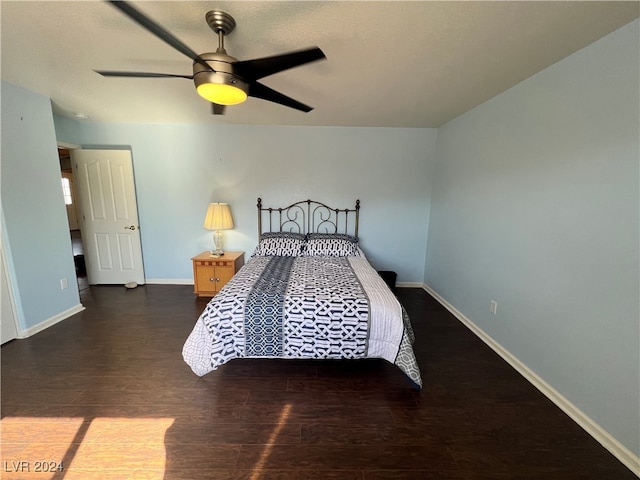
[95,1,327,115]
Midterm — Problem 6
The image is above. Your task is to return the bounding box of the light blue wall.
[425,20,639,456]
[1,82,81,329]
[56,122,437,283]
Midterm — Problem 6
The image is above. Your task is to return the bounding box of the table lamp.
[203,202,233,257]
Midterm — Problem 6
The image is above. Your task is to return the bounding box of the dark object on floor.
[378,270,397,293]
[74,255,86,275]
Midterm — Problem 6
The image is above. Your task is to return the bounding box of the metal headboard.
[257,198,360,238]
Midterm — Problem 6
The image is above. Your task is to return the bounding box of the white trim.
[18,304,85,339]
[57,141,80,149]
[145,278,193,285]
[397,281,424,288]
[421,283,640,477]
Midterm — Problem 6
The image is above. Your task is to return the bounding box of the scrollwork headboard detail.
[257,198,360,238]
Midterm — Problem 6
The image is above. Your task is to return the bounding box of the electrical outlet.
[60,278,69,290]
[490,300,498,315]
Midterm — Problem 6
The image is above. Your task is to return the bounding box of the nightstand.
[191,251,244,297]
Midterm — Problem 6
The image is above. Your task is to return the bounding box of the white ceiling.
[1,1,638,128]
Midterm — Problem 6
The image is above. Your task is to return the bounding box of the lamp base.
[211,230,224,257]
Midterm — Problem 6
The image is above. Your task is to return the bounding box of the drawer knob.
[209,277,220,283]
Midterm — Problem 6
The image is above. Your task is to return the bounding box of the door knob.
[124,225,137,230]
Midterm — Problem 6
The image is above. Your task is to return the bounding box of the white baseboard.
[397,281,424,288]
[144,279,193,285]
[421,283,640,478]
[18,303,85,339]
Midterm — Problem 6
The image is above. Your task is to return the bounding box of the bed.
[182,198,422,389]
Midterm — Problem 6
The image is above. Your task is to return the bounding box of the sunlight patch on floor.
[0,417,174,480]
[1,417,84,479]
[249,404,292,480]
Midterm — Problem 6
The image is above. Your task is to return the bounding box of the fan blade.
[108,1,213,72]
[211,103,226,115]
[234,47,326,81]
[95,70,193,79]
[248,82,313,112]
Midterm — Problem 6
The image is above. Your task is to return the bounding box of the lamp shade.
[203,203,234,230]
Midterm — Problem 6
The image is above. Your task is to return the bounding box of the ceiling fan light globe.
[197,83,247,105]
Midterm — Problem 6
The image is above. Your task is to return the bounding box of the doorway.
[58,146,89,292]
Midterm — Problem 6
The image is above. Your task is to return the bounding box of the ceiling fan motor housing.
[193,52,249,105]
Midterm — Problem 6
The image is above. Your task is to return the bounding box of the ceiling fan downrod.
[217,31,225,53]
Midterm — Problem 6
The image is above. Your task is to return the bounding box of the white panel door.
[71,149,145,285]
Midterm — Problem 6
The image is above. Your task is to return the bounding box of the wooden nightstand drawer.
[191,251,244,297]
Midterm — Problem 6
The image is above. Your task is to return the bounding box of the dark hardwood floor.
[1,286,635,479]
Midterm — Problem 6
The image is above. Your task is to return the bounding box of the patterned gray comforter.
[182,255,422,389]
